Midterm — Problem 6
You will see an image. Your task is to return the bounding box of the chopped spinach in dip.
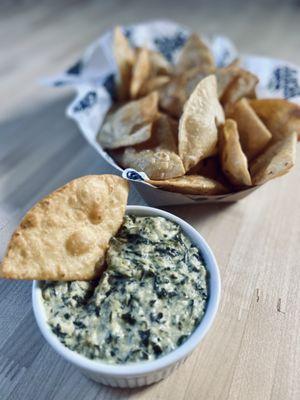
[42,215,208,364]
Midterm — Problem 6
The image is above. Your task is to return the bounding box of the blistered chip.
[175,34,215,74]
[220,68,258,111]
[228,98,271,160]
[249,99,300,141]
[0,175,129,281]
[149,50,173,75]
[148,175,229,195]
[219,119,252,186]
[121,148,185,180]
[140,75,170,97]
[118,114,183,180]
[130,48,151,98]
[159,67,214,118]
[178,75,224,171]
[98,92,158,149]
[250,132,297,185]
[113,26,136,101]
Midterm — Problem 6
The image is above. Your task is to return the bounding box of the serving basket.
[43,20,300,206]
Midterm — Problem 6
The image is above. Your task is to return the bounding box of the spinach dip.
[42,215,208,364]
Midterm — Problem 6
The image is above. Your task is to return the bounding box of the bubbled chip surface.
[1,175,129,281]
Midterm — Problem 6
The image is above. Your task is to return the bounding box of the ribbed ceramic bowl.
[32,205,221,388]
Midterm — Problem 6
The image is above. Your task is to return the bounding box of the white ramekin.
[32,205,221,388]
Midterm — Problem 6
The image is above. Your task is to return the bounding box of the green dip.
[42,215,208,364]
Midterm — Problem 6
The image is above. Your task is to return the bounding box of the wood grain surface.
[1,1,300,399]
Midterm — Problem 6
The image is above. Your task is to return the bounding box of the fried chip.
[128,48,172,99]
[159,66,215,119]
[215,65,241,98]
[149,114,178,152]
[98,92,159,149]
[130,48,151,99]
[101,122,152,150]
[121,148,185,180]
[175,34,215,74]
[149,50,173,75]
[159,75,187,118]
[249,99,300,141]
[148,175,229,195]
[178,75,224,171]
[220,69,259,111]
[250,132,297,185]
[140,75,170,97]
[1,175,129,281]
[169,64,256,104]
[184,66,215,95]
[227,98,272,160]
[113,26,136,101]
[118,114,183,180]
[127,114,178,152]
[219,119,252,186]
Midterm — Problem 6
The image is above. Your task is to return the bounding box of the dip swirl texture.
[42,215,208,364]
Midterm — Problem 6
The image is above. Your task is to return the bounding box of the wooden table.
[1,1,299,399]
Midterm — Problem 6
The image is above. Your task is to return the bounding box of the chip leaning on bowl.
[97,27,300,197]
[0,175,129,281]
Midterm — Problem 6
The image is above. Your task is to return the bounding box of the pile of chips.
[97,27,300,195]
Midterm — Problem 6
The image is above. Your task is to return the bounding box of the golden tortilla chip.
[178,75,224,171]
[227,98,272,160]
[98,92,159,149]
[159,66,215,118]
[178,64,254,102]
[130,49,171,99]
[249,99,300,141]
[148,114,178,152]
[118,114,183,180]
[140,75,170,97]
[219,119,252,186]
[148,175,229,195]
[125,114,178,152]
[120,148,185,180]
[175,34,215,74]
[130,48,151,99]
[250,132,297,185]
[184,66,215,96]
[113,26,136,101]
[215,66,241,98]
[1,175,129,281]
[221,69,259,111]
[149,50,173,75]
[159,75,187,118]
